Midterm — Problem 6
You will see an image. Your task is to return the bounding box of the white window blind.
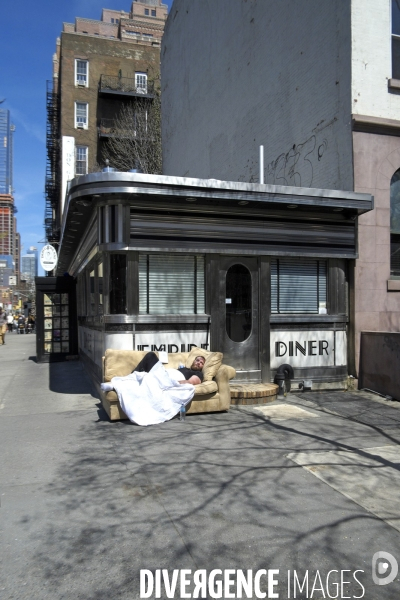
[271,258,327,314]
[75,146,88,175]
[76,60,88,85]
[75,102,88,128]
[139,254,205,314]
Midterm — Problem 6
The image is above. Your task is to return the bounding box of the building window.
[75,146,88,175]
[144,8,149,15]
[135,72,148,93]
[89,268,95,315]
[75,60,88,86]
[390,169,400,276]
[271,258,327,314]
[393,0,400,78]
[226,264,252,343]
[151,9,156,16]
[75,102,88,129]
[139,254,205,315]
[110,254,127,314]
[98,262,104,315]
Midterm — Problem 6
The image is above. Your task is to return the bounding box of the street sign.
[8,276,17,285]
[40,245,58,272]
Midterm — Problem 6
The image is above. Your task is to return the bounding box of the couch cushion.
[193,380,218,396]
[185,347,223,382]
[104,349,148,381]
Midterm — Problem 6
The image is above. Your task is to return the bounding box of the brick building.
[45,0,167,244]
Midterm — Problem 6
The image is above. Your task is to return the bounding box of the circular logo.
[40,245,58,272]
[372,551,398,586]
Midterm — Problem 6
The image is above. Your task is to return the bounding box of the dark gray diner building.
[53,171,373,389]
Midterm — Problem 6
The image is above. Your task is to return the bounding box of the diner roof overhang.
[57,172,374,275]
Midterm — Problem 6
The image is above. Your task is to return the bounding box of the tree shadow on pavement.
[14,402,400,600]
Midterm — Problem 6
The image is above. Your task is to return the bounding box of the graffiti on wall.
[266,135,328,188]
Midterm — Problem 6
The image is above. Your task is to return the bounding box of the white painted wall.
[162,0,353,191]
[351,0,400,119]
[61,136,75,217]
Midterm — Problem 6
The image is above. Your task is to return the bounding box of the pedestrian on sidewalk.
[0,308,7,345]
[7,312,13,333]
[17,314,25,334]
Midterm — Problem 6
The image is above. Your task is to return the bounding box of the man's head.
[190,355,206,371]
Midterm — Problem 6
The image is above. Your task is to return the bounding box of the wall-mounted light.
[333,207,343,212]
[287,204,298,209]
[238,200,249,206]
[186,197,196,202]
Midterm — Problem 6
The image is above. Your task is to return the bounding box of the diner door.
[219,257,259,373]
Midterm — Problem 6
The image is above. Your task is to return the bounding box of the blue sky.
[0,0,173,274]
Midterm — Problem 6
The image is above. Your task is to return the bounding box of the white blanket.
[111,361,195,426]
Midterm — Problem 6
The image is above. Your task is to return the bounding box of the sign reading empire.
[135,332,209,353]
[270,330,346,369]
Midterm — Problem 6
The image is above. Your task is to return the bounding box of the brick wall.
[59,32,160,173]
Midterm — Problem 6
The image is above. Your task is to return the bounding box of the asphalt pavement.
[1,332,400,600]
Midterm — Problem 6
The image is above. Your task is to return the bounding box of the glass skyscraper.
[0,108,13,194]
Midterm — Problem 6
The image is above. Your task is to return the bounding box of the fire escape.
[45,80,60,244]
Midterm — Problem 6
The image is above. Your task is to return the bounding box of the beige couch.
[101,347,236,421]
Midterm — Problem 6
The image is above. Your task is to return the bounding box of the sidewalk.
[1,333,400,599]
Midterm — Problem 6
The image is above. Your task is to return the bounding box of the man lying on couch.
[133,351,206,385]
[100,351,206,426]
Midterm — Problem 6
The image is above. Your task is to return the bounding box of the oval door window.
[226,264,252,342]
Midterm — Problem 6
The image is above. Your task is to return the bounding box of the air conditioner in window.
[77,82,86,87]
[77,123,85,129]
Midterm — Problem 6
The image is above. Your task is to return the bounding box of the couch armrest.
[215,364,236,410]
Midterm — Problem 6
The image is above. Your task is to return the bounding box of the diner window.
[135,72,147,93]
[226,264,252,343]
[75,102,88,129]
[271,258,327,314]
[110,205,117,242]
[75,59,88,86]
[89,269,95,315]
[110,254,127,314]
[75,146,88,175]
[99,206,105,243]
[139,254,205,314]
[98,262,104,315]
[390,169,400,276]
[393,0,400,79]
